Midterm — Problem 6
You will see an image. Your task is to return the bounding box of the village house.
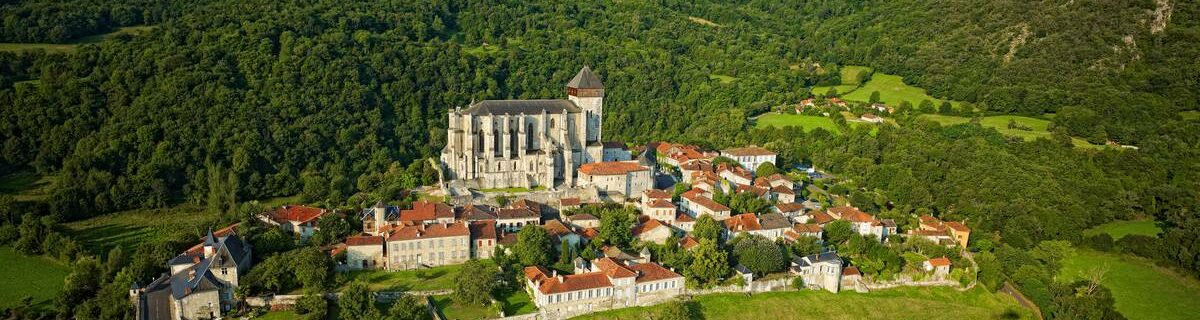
[470,221,498,259]
[656,142,710,168]
[791,252,843,293]
[386,222,471,270]
[496,207,540,233]
[828,206,889,241]
[524,257,683,316]
[924,257,952,280]
[343,235,385,270]
[672,212,696,232]
[678,159,714,184]
[921,216,969,249]
[720,146,777,171]
[639,189,677,223]
[724,213,792,241]
[558,198,582,211]
[784,223,824,241]
[132,225,252,320]
[909,229,955,246]
[774,202,807,220]
[632,218,674,244]
[399,200,456,225]
[565,213,600,229]
[578,161,652,199]
[680,188,731,220]
[830,97,848,108]
[679,235,700,251]
[860,113,884,123]
[262,205,330,240]
[717,164,754,186]
[544,219,583,248]
[602,141,633,161]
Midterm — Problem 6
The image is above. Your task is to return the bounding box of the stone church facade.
[441,67,605,189]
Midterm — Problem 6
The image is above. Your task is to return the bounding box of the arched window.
[475,130,483,153]
[509,128,517,158]
[493,129,501,156]
[526,122,536,150]
[550,118,556,129]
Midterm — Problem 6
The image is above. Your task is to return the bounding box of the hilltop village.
[128,68,977,320]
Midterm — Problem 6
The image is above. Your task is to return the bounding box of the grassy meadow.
[341,262,476,292]
[844,74,963,110]
[1083,220,1161,240]
[1059,249,1200,320]
[0,247,71,311]
[919,114,1100,148]
[573,286,1030,320]
[0,26,156,53]
[433,294,494,320]
[811,65,872,96]
[754,114,842,132]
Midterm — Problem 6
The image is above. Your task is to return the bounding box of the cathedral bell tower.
[567,66,604,143]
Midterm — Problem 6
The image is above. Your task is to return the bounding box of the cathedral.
[441,67,606,190]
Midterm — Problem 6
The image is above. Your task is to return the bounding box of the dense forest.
[0,0,1198,318]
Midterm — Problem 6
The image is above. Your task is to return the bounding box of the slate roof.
[794,252,841,268]
[567,66,604,89]
[462,99,581,116]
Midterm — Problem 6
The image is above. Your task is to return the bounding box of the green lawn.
[0,26,156,53]
[709,74,737,84]
[573,286,1029,320]
[0,247,71,311]
[1084,220,1161,240]
[433,294,495,320]
[1059,249,1200,320]
[811,84,858,96]
[919,114,1100,148]
[341,262,482,292]
[463,44,501,57]
[251,311,298,320]
[497,289,536,316]
[844,74,962,110]
[0,171,53,202]
[754,114,842,132]
[840,66,873,85]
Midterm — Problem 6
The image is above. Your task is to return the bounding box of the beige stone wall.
[443,104,597,189]
[179,290,222,320]
[346,245,384,270]
[387,235,470,270]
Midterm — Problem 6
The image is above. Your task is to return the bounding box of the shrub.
[791,277,805,290]
[1084,233,1114,252]
[294,293,328,319]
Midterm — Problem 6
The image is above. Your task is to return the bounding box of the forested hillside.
[1,0,1197,272]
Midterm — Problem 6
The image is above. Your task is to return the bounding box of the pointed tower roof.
[203,227,216,246]
[567,66,604,89]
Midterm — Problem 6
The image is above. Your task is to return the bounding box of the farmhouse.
[262,205,329,240]
[720,146,777,171]
[385,222,471,270]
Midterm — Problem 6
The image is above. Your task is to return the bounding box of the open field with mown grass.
[0,247,71,311]
[63,195,300,254]
[843,74,963,110]
[709,74,736,84]
[754,113,880,136]
[1083,220,1161,240]
[573,286,1030,320]
[1059,249,1200,320]
[919,114,1100,148]
[0,171,53,201]
[811,84,858,96]
[433,294,494,320]
[340,261,483,292]
[810,65,872,96]
[0,26,156,52]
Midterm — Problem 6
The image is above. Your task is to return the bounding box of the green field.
[919,114,1099,148]
[341,262,481,292]
[755,114,841,132]
[844,74,962,110]
[0,247,71,311]
[1059,249,1200,320]
[1084,220,1161,240]
[63,195,299,254]
[433,294,494,320]
[498,289,536,316]
[251,311,298,320]
[709,74,737,84]
[0,171,53,201]
[840,66,873,85]
[574,286,1029,320]
[0,26,155,52]
[811,84,858,96]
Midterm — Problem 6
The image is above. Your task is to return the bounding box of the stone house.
[132,225,252,320]
[924,257,952,280]
[262,205,329,241]
[720,146,777,172]
[784,223,824,242]
[496,207,540,233]
[680,188,731,221]
[671,212,695,232]
[578,161,652,199]
[828,206,888,241]
[344,235,385,270]
[524,257,683,317]
[724,213,791,241]
[386,222,471,270]
[791,252,842,293]
[632,219,674,245]
[565,213,600,229]
[470,221,498,260]
[544,219,583,248]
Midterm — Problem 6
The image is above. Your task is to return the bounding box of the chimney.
[187,269,196,281]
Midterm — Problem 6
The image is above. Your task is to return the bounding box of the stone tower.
[567,66,604,143]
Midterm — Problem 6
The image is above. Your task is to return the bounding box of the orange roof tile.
[944,221,970,233]
[345,235,384,246]
[386,222,469,242]
[543,220,574,237]
[594,257,637,278]
[536,272,613,294]
[724,213,762,232]
[579,161,649,176]
[632,219,669,236]
[928,257,952,267]
[629,262,683,283]
[680,235,700,249]
[647,199,675,209]
[268,206,327,224]
[675,212,695,223]
[643,189,671,199]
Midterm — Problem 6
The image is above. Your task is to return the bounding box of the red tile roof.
[843,266,861,276]
[770,185,795,195]
[629,262,683,283]
[722,146,775,157]
[775,202,805,213]
[470,221,497,240]
[911,229,951,237]
[810,211,835,224]
[944,221,970,233]
[643,189,671,199]
[579,161,649,176]
[512,199,543,216]
[560,198,582,206]
[675,212,695,223]
[400,200,453,222]
[524,266,551,283]
[345,235,384,246]
[386,222,469,242]
[535,272,613,294]
[543,220,574,237]
[595,257,638,278]
[736,184,769,197]
[268,206,327,224]
[928,257,952,267]
[569,213,598,221]
[647,199,675,209]
[680,235,700,249]
[632,219,669,236]
[724,213,762,232]
[793,223,823,234]
[829,206,877,223]
[683,191,730,212]
[580,227,600,239]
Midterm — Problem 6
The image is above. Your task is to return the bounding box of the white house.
[791,252,842,293]
[344,235,385,270]
[578,161,652,198]
[720,146,777,172]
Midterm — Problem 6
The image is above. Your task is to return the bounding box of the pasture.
[0,247,71,311]
[1084,220,1161,240]
[844,74,963,110]
[1059,249,1200,320]
[919,114,1099,148]
[0,26,155,53]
